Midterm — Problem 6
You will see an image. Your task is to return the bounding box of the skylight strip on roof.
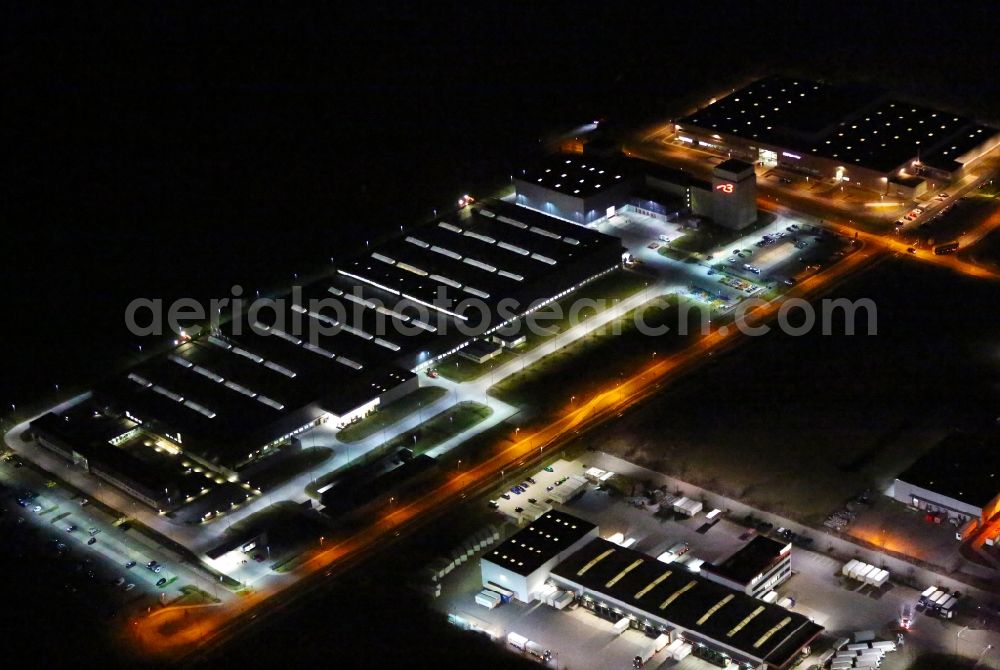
[232,347,265,363]
[430,245,462,260]
[727,606,765,638]
[192,365,224,383]
[263,360,297,378]
[374,338,401,351]
[477,208,495,218]
[375,305,411,322]
[606,559,644,588]
[152,385,184,403]
[409,318,437,332]
[183,400,217,419]
[344,293,377,309]
[696,594,734,625]
[530,253,557,265]
[207,335,233,350]
[438,221,463,233]
[397,262,429,276]
[463,257,496,272]
[498,270,524,281]
[498,215,528,229]
[223,380,256,398]
[497,241,530,256]
[302,342,336,359]
[658,580,697,610]
[256,395,285,411]
[430,273,462,288]
[576,548,615,576]
[462,286,490,299]
[463,230,495,244]
[635,570,672,599]
[337,356,363,370]
[529,226,561,240]
[128,373,153,388]
[341,323,374,341]
[405,236,430,248]
[371,252,396,264]
[753,617,792,649]
[168,354,194,368]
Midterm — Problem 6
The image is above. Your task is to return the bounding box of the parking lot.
[436,453,1000,669]
[0,455,225,619]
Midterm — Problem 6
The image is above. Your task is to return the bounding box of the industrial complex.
[675,76,1000,196]
[480,511,819,670]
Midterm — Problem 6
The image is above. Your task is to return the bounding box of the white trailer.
[854,564,875,582]
[940,596,959,618]
[635,641,657,666]
[507,632,529,650]
[671,643,692,661]
[761,590,779,604]
[653,634,670,652]
[607,532,625,545]
[867,568,890,588]
[476,590,501,609]
[673,497,704,517]
[553,591,574,610]
[613,617,630,635]
[870,641,896,652]
[842,559,861,577]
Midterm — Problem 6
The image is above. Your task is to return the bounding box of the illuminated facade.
[676,77,1000,194]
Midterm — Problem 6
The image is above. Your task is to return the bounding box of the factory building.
[480,510,599,602]
[59,197,623,499]
[514,151,757,230]
[480,512,820,670]
[676,76,1000,195]
[700,536,792,598]
[892,433,1000,526]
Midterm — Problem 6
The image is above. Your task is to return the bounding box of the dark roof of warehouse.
[897,432,1000,508]
[485,510,597,576]
[701,536,789,586]
[516,153,635,198]
[552,539,822,667]
[680,76,1000,174]
[338,198,622,323]
[94,331,415,469]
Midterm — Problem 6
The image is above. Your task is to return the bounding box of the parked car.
[124,561,136,569]
[87,537,97,546]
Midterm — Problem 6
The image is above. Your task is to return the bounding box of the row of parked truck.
[918,585,960,619]
[633,634,691,668]
[841,559,890,588]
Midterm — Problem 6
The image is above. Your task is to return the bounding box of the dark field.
[593,257,1000,523]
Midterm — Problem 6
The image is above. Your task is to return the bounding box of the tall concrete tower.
[711,159,757,230]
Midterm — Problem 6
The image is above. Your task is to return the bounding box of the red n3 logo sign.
[715,183,734,193]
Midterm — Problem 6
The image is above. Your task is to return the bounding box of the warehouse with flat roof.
[676,76,1000,194]
[514,152,758,230]
[893,432,1000,525]
[479,512,821,670]
[551,538,821,670]
[83,197,623,484]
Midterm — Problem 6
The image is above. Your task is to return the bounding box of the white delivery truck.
[507,632,529,651]
[475,590,501,609]
[634,641,657,666]
[653,634,670,652]
[671,643,692,661]
[613,617,631,635]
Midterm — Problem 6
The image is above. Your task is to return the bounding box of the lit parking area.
[489,458,588,522]
[454,455,981,668]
